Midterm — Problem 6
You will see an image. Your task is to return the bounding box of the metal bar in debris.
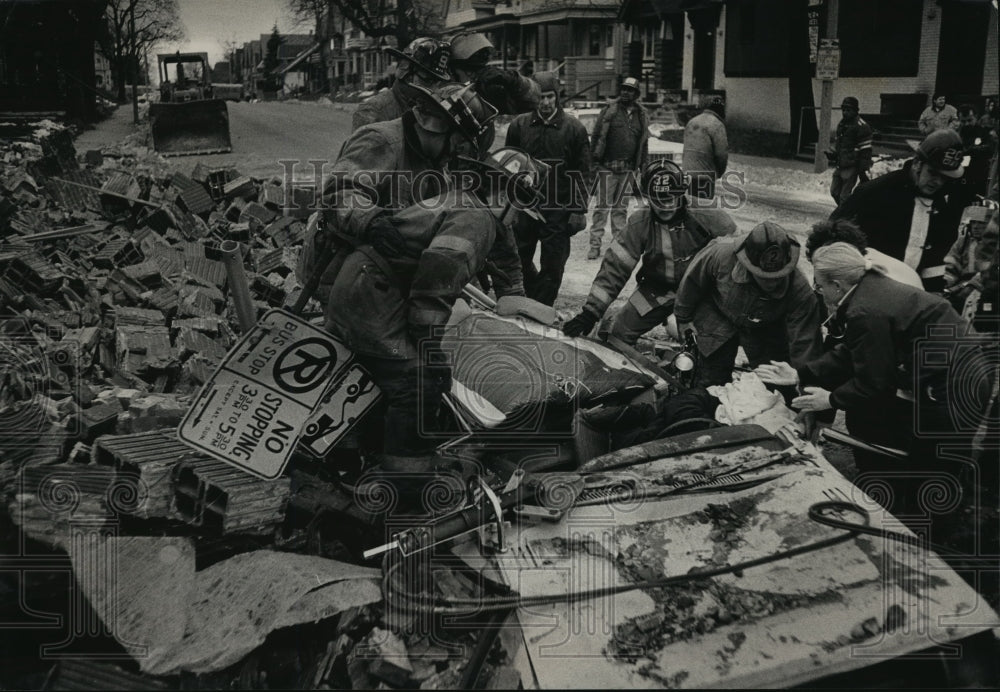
[220,240,256,332]
[51,177,164,209]
[18,223,109,243]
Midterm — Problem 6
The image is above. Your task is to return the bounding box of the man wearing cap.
[673,222,824,387]
[352,38,452,131]
[825,96,873,205]
[321,149,540,505]
[830,128,967,291]
[563,159,736,341]
[682,96,729,201]
[588,77,649,260]
[448,31,540,115]
[505,71,592,306]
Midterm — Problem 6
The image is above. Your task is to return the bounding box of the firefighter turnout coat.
[581,205,737,319]
[323,189,524,360]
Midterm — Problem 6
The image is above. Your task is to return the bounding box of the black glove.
[563,310,599,338]
[360,214,412,258]
[824,150,837,164]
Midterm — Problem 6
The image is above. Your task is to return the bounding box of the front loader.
[150,52,233,156]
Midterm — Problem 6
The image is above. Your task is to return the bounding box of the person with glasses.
[755,242,989,513]
[562,160,736,341]
[672,221,824,387]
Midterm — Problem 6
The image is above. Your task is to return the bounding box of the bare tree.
[101,0,185,102]
[287,0,441,49]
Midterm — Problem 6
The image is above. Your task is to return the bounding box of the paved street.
[79,101,837,308]
[191,101,355,181]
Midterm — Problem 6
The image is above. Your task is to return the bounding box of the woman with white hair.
[756,243,990,497]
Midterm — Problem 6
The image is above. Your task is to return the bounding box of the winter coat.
[505,107,592,212]
[830,161,965,278]
[682,110,728,178]
[591,99,649,171]
[833,115,873,170]
[918,104,959,135]
[673,235,823,368]
[351,81,420,131]
[797,272,975,412]
[324,189,524,359]
[582,205,736,319]
[300,114,450,304]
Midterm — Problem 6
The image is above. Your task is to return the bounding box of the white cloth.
[866,248,923,288]
[903,198,933,270]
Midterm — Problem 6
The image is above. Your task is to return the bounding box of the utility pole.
[813,0,839,173]
[130,0,139,124]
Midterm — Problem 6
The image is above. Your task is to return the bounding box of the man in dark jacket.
[563,160,736,342]
[830,128,967,291]
[682,96,728,200]
[954,103,995,205]
[352,38,452,132]
[588,77,649,259]
[825,96,873,205]
[505,71,592,305]
[673,222,824,387]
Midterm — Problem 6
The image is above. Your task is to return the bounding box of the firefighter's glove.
[824,150,837,165]
[361,214,413,258]
[562,309,599,338]
[568,213,587,234]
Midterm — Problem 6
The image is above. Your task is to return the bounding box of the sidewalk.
[75,105,144,152]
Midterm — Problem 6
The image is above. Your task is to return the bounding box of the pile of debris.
[0,121,523,689]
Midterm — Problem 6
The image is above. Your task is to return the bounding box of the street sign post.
[178,309,366,479]
[815,38,841,80]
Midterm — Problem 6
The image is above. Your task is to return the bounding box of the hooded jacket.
[682,109,729,179]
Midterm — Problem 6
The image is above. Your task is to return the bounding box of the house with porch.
[442,0,624,101]
[620,0,998,147]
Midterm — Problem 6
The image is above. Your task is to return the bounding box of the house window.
[724,0,790,76]
[643,23,657,59]
[589,24,601,56]
[838,0,920,77]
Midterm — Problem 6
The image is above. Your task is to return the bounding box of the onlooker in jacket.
[673,222,824,387]
[829,129,967,291]
[352,38,452,131]
[587,77,649,259]
[954,103,995,205]
[825,96,873,205]
[918,93,960,135]
[682,96,728,200]
[562,160,736,341]
[505,71,592,306]
[756,243,989,516]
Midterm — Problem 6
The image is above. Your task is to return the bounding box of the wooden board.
[459,442,999,688]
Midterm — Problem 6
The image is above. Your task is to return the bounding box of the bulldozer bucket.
[150,99,233,156]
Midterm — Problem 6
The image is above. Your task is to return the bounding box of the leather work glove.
[824,150,837,165]
[568,213,587,234]
[562,310,599,338]
[360,214,413,258]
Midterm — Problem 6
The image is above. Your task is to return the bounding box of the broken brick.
[126,393,190,433]
[223,175,256,201]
